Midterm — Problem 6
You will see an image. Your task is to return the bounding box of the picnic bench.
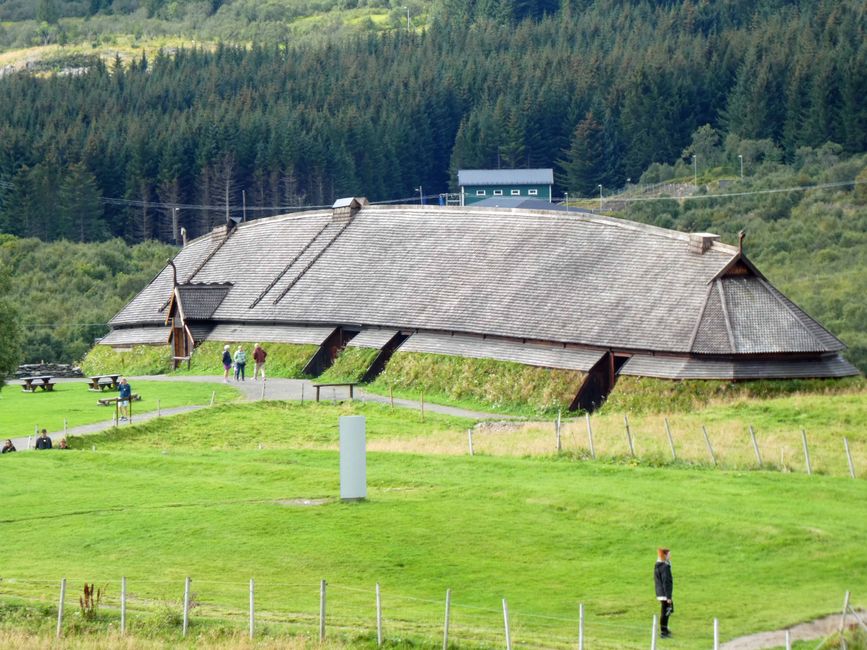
[97,394,141,406]
[21,375,55,392]
[87,374,121,391]
[313,382,357,402]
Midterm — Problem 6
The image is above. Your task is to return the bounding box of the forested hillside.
[0,0,865,370]
[0,0,864,243]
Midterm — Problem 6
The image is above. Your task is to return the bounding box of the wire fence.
[0,577,708,650]
[0,577,860,649]
[467,413,864,480]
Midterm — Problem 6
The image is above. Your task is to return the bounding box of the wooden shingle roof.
[106,204,855,378]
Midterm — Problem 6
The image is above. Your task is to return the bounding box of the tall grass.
[369,351,586,415]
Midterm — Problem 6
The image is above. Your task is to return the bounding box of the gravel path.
[720,610,865,650]
[8,375,513,450]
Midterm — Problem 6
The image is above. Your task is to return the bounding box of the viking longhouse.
[103,199,858,410]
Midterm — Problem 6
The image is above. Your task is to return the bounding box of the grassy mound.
[317,347,380,384]
[81,342,318,378]
[369,351,585,415]
[603,375,867,414]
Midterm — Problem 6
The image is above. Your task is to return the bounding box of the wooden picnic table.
[88,374,121,391]
[97,394,141,406]
[313,382,357,402]
[21,375,55,392]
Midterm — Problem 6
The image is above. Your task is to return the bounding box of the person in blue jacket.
[118,377,132,421]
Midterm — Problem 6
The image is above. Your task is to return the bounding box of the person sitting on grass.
[2,439,15,454]
[35,429,52,450]
[118,377,132,422]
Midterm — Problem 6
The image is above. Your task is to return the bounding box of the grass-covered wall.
[81,341,319,378]
[602,375,866,414]
[368,351,586,415]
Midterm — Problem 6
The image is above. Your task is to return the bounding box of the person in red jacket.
[253,343,267,381]
[654,547,674,638]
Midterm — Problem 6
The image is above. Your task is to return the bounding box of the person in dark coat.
[2,439,15,454]
[654,547,674,638]
[35,429,52,450]
[222,344,232,383]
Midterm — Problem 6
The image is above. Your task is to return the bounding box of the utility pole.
[404,6,410,31]
[738,155,744,180]
[692,154,698,187]
[598,184,603,210]
[564,191,569,213]
[416,186,424,205]
[242,189,247,222]
[171,207,179,243]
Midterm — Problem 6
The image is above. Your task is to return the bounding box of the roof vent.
[332,197,368,223]
[689,232,720,254]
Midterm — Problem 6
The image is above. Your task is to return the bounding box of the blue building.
[458,168,554,206]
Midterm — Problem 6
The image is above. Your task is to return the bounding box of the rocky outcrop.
[14,363,84,379]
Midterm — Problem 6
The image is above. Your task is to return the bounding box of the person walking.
[222,344,233,382]
[654,547,674,638]
[234,345,247,381]
[118,377,132,421]
[252,343,267,381]
[35,429,52,450]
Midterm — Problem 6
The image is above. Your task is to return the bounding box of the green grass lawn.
[0,402,864,648]
[0,380,240,439]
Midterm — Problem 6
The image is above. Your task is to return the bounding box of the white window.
[493,189,503,196]
[511,189,521,196]
[528,189,538,196]
[476,190,486,196]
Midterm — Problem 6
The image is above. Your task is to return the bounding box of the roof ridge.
[363,204,740,253]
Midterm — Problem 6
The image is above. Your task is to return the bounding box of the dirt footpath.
[721,610,865,649]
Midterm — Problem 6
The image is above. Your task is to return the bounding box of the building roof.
[458,168,554,186]
[107,203,854,378]
[472,197,566,211]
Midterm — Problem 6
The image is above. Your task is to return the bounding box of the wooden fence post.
[585,414,596,460]
[785,629,791,650]
[650,613,657,650]
[421,392,425,422]
[261,382,266,401]
[56,577,66,638]
[182,576,191,637]
[157,399,161,417]
[209,391,215,407]
[467,429,474,456]
[801,429,812,475]
[389,385,394,409]
[319,579,326,642]
[502,598,512,650]
[578,603,585,650]
[844,437,856,479]
[121,576,127,635]
[442,588,451,650]
[664,418,676,461]
[556,410,562,453]
[249,578,255,640]
[749,425,762,466]
[64,418,68,437]
[702,426,717,466]
[301,384,305,403]
[624,415,635,456]
[376,582,383,647]
[713,617,720,649]
[840,591,850,639]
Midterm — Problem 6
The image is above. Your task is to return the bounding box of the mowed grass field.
[0,401,865,649]
[0,380,240,439]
